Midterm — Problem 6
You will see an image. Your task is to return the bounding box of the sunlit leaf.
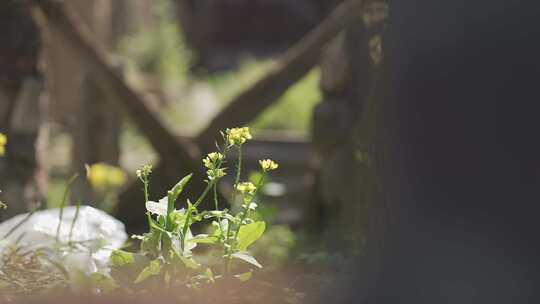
[231,251,262,268]
[140,231,162,256]
[110,250,135,266]
[179,255,200,269]
[190,234,219,244]
[89,273,118,291]
[168,209,187,229]
[234,271,253,282]
[134,259,162,284]
[167,174,192,213]
[237,221,266,251]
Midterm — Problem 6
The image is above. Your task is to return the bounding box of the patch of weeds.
[108,127,283,295]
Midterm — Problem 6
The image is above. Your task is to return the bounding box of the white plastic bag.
[0,206,127,274]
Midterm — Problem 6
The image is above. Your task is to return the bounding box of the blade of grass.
[68,199,81,242]
[55,173,79,242]
[1,210,35,240]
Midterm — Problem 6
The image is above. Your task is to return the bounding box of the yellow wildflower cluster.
[87,162,127,191]
[203,152,224,169]
[235,182,257,196]
[225,127,252,146]
[259,159,279,172]
[203,152,226,180]
[207,168,226,181]
[0,133,7,156]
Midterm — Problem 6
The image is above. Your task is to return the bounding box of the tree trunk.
[345,1,540,303]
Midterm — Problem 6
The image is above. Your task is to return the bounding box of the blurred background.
[3,1,540,302]
[0,0,386,275]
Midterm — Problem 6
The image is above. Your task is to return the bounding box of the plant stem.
[143,180,149,203]
[227,172,267,273]
[1,210,35,240]
[56,173,78,242]
[180,179,217,252]
[224,219,232,277]
[142,179,155,231]
[223,146,245,275]
[193,179,215,209]
[230,145,243,205]
[254,173,267,197]
[68,199,81,242]
[235,147,243,185]
[213,183,218,210]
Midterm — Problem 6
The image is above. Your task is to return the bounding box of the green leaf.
[134,259,162,284]
[231,251,263,268]
[234,271,253,282]
[211,220,221,235]
[179,255,200,269]
[168,209,187,230]
[110,252,149,286]
[190,234,219,244]
[110,250,135,266]
[140,230,162,256]
[149,219,169,234]
[70,270,90,287]
[237,221,266,250]
[167,174,193,214]
[71,271,118,292]
[89,273,118,291]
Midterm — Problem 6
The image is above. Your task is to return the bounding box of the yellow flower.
[88,162,127,191]
[203,152,224,169]
[0,133,7,156]
[207,168,226,181]
[225,127,252,146]
[259,159,278,171]
[235,182,257,195]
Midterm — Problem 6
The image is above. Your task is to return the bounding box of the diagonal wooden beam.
[194,0,364,151]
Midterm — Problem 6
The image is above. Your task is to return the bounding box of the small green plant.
[110,127,279,290]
